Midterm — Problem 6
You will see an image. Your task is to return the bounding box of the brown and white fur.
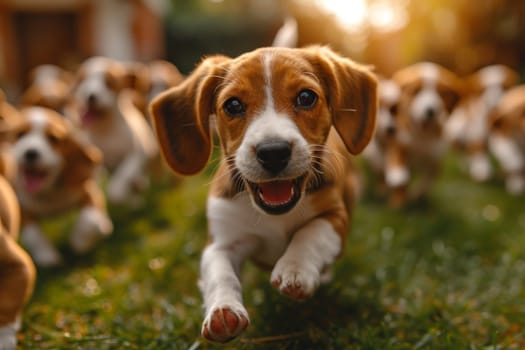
[10,107,113,267]
[362,79,411,206]
[0,98,35,350]
[70,56,158,205]
[20,64,73,113]
[391,62,462,205]
[150,46,377,342]
[446,65,519,182]
[488,85,525,194]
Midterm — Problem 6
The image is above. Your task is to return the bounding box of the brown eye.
[47,132,60,144]
[16,131,27,139]
[295,89,318,110]
[223,97,246,117]
[389,104,398,116]
[104,74,118,90]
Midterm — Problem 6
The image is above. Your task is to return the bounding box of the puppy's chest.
[207,193,318,266]
[87,119,134,169]
[18,187,84,218]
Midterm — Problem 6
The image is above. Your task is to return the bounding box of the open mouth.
[247,175,306,215]
[81,107,105,126]
[22,167,49,194]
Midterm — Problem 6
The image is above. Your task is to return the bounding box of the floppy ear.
[149,55,230,175]
[306,47,377,154]
[62,132,102,188]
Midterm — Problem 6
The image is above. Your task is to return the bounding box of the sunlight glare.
[317,0,368,30]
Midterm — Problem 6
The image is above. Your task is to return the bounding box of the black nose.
[425,107,437,120]
[24,149,39,163]
[385,125,396,136]
[256,141,291,174]
[87,93,97,106]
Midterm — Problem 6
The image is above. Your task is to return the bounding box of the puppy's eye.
[295,89,318,110]
[47,134,60,144]
[223,97,246,117]
[389,104,398,116]
[16,131,27,139]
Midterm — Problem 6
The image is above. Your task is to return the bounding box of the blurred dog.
[150,46,377,342]
[362,79,411,206]
[20,64,73,113]
[446,65,519,182]
[391,62,462,205]
[10,107,112,267]
[488,85,525,194]
[147,60,185,103]
[0,95,35,350]
[70,56,158,205]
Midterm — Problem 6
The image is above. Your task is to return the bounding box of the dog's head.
[393,62,461,133]
[71,57,128,126]
[150,46,377,215]
[467,64,519,111]
[21,64,73,112]
[11,107,101,194]
[375,79,401,141]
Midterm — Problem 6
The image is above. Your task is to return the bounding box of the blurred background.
[0,0,524,100]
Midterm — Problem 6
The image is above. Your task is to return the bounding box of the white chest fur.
[207,192,318,267]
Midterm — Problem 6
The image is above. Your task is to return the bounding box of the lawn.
[17,153,525,350]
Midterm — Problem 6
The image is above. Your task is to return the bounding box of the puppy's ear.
[306,46,377,155]
[63,132,102,188]
[149,55,230,175]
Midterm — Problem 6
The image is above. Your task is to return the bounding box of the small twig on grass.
[240,331,307,344]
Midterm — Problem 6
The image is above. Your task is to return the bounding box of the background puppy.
[446,65,519,182]
[0,101,35,350]
[70,56,158,205]
[10,107,112,267]
[488,85,525,194]
[150,46,377,342]
[20,64,73,113]
[362,79,411,206]
[391,62,462,205]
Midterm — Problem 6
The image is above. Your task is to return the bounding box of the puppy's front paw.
[202,305,249,343]
[0,324,17,350]
[271,259,320,300]
[70,207,113,254]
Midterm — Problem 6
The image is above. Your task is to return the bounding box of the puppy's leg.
[0,234,35,350]
[384,144,410,207]
[107,153,147,206]
[489,133,524,194]
[271,218,341,300]
[199,237,258,343]
[70,181,113,254]
[21,223,61,267]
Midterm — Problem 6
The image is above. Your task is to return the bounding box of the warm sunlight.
[316,0,408,32]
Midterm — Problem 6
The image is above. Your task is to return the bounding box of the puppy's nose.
[256,141,291,174]
[424,107,437,120]
[24,149,39,163]
[87,93,97,106]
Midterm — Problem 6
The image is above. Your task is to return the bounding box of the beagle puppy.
[150,46,377,342]
[446,65,519,182]
[391,62,462,205]
[20,64,73,113]
[488,85,525,194]
[0,98,35,350]
[362,79,410,205]
[70,56,158,205]
[10,107,113,267]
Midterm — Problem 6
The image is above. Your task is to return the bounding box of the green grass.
[17,155,525,349]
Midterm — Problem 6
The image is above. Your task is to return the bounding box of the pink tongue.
[258,181,294,205]
[81,111,96,125]
[24,172,46,193]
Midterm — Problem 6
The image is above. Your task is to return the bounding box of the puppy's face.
[150,47,377,215]
[394,63,461,132]
[375,80,400,140]
[72,57,126,126]
[468,65,519,110]
[12,107,101,194]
